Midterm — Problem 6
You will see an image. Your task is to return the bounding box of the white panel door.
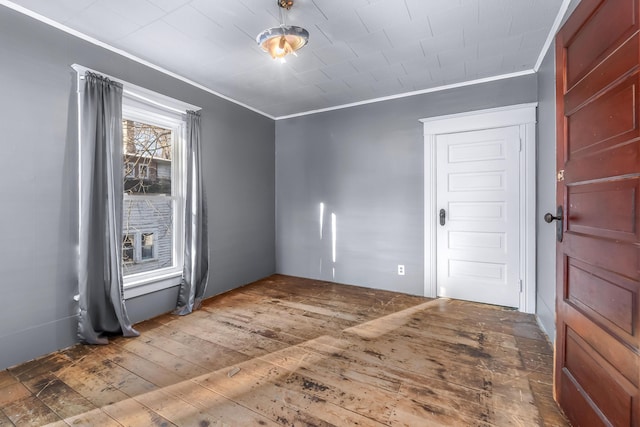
[436,126,520,307]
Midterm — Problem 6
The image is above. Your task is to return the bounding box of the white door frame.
[420,103,538,313]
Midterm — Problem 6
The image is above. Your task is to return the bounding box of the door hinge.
[519,138,523,152]
[557,169,565,181]
[519,280,523,293]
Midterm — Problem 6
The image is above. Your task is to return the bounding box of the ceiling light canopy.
[256,0,309,62]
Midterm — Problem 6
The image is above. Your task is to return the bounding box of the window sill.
[131,258,158,264]
[123,271,182,299]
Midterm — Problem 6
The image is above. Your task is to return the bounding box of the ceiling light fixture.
[256,0,309,63]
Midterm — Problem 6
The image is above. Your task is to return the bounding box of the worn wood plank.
[2,396,62,426]
[101,397,177,427]
[0,409,14,427]
[301,330,530,402]
[161,380,280,426]
[111,336,211,379]
[76,350,158,398]
[55,361,133,408]
[136,319,251,371]
[254,343,399,420]
[160,313,284,358]
[194,356,388,426]
[54,360,176,427]
[57,344,95,363]
[388,394,492,427]
[55,344,220,427]
[6,353,71,383]
[259,341,403,393]
[202,298,356,342]
[298,337,536,419]
[0,372,17,390]
[0,383,31,408]
[216,312,310,347]
[26,377,96,420]
[63,408,123,427]
[97,345,185,390]
[0,274,568,426]
[241,281,422,323]
[125,384,226,427]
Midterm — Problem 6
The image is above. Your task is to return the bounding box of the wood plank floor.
[0,275,569,426]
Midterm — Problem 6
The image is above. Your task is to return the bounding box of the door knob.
[544,206,563,242]
[439,209,446,226]
[544,212,561,223]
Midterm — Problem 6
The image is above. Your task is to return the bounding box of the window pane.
[141,232,154,260]
[123,120,172,196]
[122,196,173,275]
[125,162,135,178]
[123,234,134,264]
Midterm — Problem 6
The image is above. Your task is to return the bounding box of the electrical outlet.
[398,265,405,275]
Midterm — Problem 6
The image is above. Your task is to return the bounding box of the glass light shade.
[256,25,309,59]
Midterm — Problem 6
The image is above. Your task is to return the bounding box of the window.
[141,232,155,260]
[73,63,199,298]
[121,100,186,288]
[121,231,157,265]
[138,163,149,180]
[123,234,135,264]
[125,162,135,178]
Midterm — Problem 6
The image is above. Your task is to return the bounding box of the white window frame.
[121,102,186,295]
[73,64,200,299]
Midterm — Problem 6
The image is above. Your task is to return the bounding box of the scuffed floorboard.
[0,274,569,426]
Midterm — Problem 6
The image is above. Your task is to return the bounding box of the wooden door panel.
[560,370,609,426]
[563,299,639,387]
[567,178,639,241]
[556,0,640,425]
[563,233,638,279]
[565,140,640,184]
[565,35,639,114]
[566,0,637,88]
[564,327,635,427]
[567,76,637,157]
[567,258,637,338]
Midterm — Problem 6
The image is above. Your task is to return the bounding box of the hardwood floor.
[0,275,569,426]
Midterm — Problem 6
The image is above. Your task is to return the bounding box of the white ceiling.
[5,0,566,118]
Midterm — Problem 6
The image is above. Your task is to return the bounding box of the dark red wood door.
[555,0,640,425]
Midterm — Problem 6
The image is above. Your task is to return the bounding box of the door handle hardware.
[439,209,446,226]
[544,212,561,223]
[544,206,563,242]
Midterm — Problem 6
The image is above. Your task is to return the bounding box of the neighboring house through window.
[121,92,189,295]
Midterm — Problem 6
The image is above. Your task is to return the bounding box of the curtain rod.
[71,64,201,114]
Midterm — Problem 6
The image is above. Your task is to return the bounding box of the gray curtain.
[175,111,209,315]
[78,72,139,344]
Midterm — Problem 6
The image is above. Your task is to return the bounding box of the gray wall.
[536,44,558,342]
[276,75,538,295]
[0,6,275,370]
[534,0,582,343]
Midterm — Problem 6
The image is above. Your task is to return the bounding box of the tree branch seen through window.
[122,119,174,275]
